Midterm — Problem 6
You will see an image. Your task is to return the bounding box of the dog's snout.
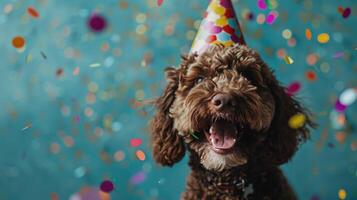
[211,93,234,110]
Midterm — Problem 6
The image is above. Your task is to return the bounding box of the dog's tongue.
[209,120,236,149]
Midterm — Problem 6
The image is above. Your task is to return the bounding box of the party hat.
[190,0,246,55]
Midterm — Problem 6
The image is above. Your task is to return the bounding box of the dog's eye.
[195,77,204,85]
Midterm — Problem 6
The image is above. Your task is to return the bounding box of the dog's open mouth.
[204,119,242,154]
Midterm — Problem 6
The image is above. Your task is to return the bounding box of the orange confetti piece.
[305,70,317,81]
[27,6,40,18]
[135,150,145,161]
[337,6,344,14]
[305,28,312,40]
[12,36,25,48]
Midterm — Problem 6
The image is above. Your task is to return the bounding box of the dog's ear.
[260,68,314,165]
[149,67,186,166]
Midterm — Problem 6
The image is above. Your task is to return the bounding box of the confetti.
[90,63,101,68]
[305,28,312,40]
[342,8,351,18]
[100,180,114,193]
[284,55,294,64]
[21,124,32,131]
[317,33,330,44]
[157,0,164,7]
[338,189,346,199]
[288,113,306,129]
[190,131,199,139]
[286,82,301,96]
[332,51,344,58]
[12,36,25,48]
[88,14,107,32]
[266,11,278,24]
[56,68,64,77]
[135,150,145,161]
[339,88,357,106]
[130,138,142,147]
[40,51,47,59]
[334,100,347,112]
[305,70,317,81]
[130,171,146,185]
[27,6,40,18]
[73,66,80,75]
[257,0,267,10]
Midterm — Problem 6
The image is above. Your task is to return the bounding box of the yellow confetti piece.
[338,189,346,199]
[305,28,312,40]
[288,113,306,129]
[135,150,145,161]
[284,55,294,64]
[317,33,330,43]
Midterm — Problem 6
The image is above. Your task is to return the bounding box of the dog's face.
[150,45,312,172]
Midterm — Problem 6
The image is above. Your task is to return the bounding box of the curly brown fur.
[149,44,314,199]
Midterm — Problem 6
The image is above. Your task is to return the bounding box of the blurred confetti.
[0,0,356,200]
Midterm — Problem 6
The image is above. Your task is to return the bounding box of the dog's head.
[150,44,313,172]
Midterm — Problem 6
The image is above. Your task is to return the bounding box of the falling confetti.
[73,66,80,75]
[342,8,351,18]
[90,63,101,68]
[305,28,312,40]
[339,88,357,106]
[317,33,330,43]
[305,70,317,81]
[88,14,107,32]
[334,100,347,113]
[284,55,294,64]
[288,113,306,129]
[135,150,145,161]
[338,189,346,199]
[266,11,278,24]
[130,138,142,147]
[40,51,47,59]
[257,0,267,10]
[56,68,64,77]
[190,131,199,139]
[286,82,301,96]
[27,6,40,18]
[130,171,146,185]
[157,0,164,7]
[100,180,114,193]
[12,36,25,48]
[21,124,32,131]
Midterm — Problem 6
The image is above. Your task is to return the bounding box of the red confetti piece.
[305,70,317,81]
[342,7,351,18]
[12,36,26,48]
[337,6,344,14]
[157,0,164,7]
[27,6,40,18]
[130,138,142,147]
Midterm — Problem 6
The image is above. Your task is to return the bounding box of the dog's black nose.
[211,93,234,110]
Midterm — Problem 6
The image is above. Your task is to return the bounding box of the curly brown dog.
[150,44,313,200]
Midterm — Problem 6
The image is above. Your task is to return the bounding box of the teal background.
[0,0,356,199]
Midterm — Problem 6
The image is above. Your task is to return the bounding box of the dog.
[149,44,313,200]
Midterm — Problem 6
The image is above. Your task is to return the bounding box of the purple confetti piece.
[129,171,146,185]
[334,100,347,112]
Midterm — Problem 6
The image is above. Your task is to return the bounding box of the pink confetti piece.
[257,0,267,10]
[130,138,142,147]
[286,82,301,96]
[266,11,278,24]
[157,0,164,7]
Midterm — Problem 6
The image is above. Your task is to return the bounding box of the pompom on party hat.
[190,0,246,55]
